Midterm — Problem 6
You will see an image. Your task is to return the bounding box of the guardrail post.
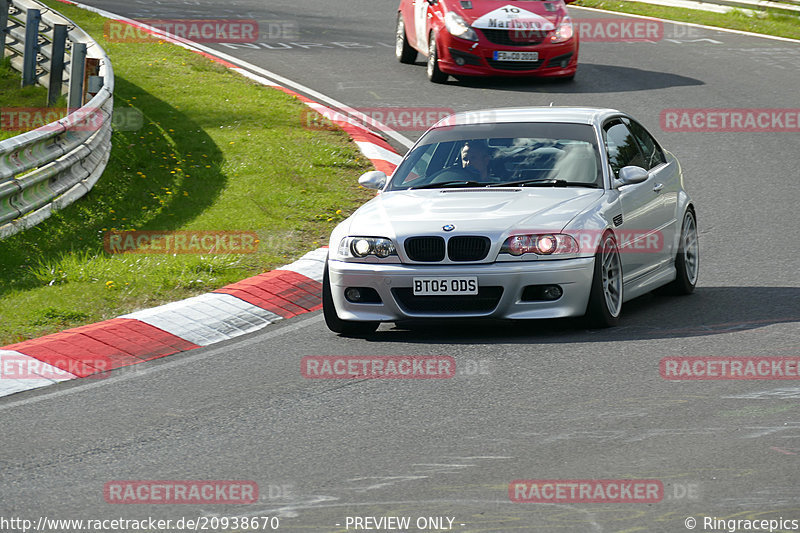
[1,0,9,55]
[67,41,86,110]
[22,8,41,86]
[47,24,67,106]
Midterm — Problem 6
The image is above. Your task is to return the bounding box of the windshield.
[387,122,602,191]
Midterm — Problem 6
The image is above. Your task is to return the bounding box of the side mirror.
[358,170,387,190]
[617,166,649,186]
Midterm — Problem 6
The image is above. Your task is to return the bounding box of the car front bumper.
[328,257,595,322]
[439,35,578,78]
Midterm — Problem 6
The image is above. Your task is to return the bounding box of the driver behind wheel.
[460,140,492,181]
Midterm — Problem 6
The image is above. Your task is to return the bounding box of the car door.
[627,118,678,263]
[603,118,670,281]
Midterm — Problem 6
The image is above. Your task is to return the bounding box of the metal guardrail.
[0,0,113,239]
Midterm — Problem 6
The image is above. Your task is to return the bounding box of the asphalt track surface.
[2,1,799,532]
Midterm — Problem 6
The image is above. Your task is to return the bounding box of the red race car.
[396,0,578,83]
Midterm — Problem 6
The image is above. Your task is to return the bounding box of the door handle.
[653,183,664,192]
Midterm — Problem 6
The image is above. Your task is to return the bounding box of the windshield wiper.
[412,180,485,190]
[489,179,598,188]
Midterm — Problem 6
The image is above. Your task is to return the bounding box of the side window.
[603,120,646,178]
[627,120,666,170]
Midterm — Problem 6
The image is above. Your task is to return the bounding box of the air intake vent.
[613,214,623,227]
[405,236,446,262]
[448,236,491,262]
[392,287,503,313]
[480,29,547,46]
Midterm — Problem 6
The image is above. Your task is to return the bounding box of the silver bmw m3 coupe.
[324,107,699,335]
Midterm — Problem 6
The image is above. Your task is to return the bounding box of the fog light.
[345,288,362,302]
[542,285,563,300]
[344,287,382,304]
[455,56,466,66]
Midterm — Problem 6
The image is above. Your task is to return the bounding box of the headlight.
[337,236,397,259]
[551,16,574,43]
[445,12,478,41]
[500,234,579,256]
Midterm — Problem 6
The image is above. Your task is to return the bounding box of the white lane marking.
[229,66,280,86]
[571,5,800,43]
[664,38,724,43]
[724,387,800,399]
[355,141,405,165]
[0,314,323,412]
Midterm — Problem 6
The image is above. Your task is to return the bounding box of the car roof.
[432,107,624,128]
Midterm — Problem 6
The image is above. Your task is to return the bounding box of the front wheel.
[426,32,448,83]
[322,262,379,336]
[584,232,623,328]
[660,209,699,295]
[395,15,417,64]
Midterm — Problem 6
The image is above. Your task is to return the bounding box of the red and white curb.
[1,3,405,399]
[0,249,329,397]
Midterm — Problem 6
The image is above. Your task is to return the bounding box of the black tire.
[658,208,699,295]
[426,32,448,83]
[322,261,379,336]
[395,14,417,64]
[583,232,623,328]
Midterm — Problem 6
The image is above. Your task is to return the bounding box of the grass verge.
[573,0,800,40]
[0,0,374,345]
[0,57,53,142]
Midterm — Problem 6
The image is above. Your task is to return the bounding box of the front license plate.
[413,277,478,296]
[493,51,539,62]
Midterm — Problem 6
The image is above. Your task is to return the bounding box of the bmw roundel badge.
[443,224,455,231]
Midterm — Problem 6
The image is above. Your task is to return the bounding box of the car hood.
[451,0,566,30]
[343,188,603,239]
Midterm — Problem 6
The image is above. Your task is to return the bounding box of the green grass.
[573,0,800,40]
[0,0,374,345]
[0,57,54,141]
